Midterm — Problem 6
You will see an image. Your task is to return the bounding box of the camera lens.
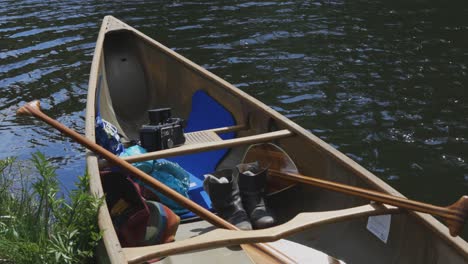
[166,138,174,148]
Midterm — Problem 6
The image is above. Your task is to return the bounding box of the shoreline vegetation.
[0,152,102,263]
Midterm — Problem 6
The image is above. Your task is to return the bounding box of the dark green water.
[1,1,467,236]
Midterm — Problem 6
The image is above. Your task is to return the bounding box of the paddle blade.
[446,195,468,237]
[242,143,298,195]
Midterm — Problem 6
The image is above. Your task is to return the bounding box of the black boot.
[237,162,276,229]
[203,169,252,230]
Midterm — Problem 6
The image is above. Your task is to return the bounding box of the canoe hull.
[86,16,468,263]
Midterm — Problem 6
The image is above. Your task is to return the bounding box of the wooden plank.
[123,204,400,263]
[100,129,293,166]
[184,130,223,145]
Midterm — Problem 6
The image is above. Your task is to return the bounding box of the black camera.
[139,108,186,151]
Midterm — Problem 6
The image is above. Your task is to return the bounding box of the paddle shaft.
[269,169,468,237]
[18,101,291,263]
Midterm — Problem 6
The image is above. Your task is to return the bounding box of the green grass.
[0,153,102,263]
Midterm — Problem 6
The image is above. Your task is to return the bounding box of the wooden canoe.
[85,16,468,264]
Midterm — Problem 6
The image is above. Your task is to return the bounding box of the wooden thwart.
[109,129,293,165]
[123,204,400,264]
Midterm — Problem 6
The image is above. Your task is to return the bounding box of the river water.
[1,0,467,236]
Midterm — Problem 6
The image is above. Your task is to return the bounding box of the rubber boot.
[203,169,252,230]
[237,162,276,229]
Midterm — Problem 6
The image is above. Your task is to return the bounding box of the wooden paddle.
[123,204,399,263]
[244,143,468,237]
[16,101,290,263]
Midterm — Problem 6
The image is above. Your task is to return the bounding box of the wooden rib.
[106,130,292,166]
[123,204,400,263]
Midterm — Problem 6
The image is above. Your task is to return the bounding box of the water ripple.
[0,0,467,212]
[1,36,84,59]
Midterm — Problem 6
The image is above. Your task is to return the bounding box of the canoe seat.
[184,130,223,145]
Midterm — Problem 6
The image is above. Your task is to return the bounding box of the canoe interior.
[86,16,468,264]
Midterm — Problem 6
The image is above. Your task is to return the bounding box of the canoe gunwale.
[85,16,127,264]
